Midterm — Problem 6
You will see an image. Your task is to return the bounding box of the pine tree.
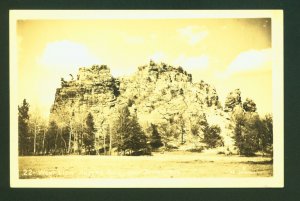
[126,115,148,155]
[113,106,149,155]
[199,114,209,138]
[204,125,222,148]
[45,120,58,155]
[18,99,30,155]
[200,114,222,148]
[83,112,96,154]
[113,107,131,154]
[149,124,163,149]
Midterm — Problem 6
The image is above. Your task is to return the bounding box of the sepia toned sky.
[17,18,272,117]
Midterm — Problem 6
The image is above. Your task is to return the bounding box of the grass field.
[19,151,273,179]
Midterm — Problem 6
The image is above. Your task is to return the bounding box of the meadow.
[19,151,273,179]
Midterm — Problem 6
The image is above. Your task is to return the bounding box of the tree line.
[18,95,273,156]
[18,99,150,156]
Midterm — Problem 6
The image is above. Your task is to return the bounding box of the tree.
[177,115,186,144]
[231,107,273,156]
[45,120,58,155]
[55,126,69,155]
[149,124,163,149]
[51,106,74,154]
[204,125,222,148]
[113,106,149,155]
[231,109,260,156]
[156,123,168,148]
[18,99,30,155]
[96,112,110,155]
[260,114,273,155]
[40,121,48,155]
[113,107,130,154]
[166,114,186,144]
[189,114,206,142]
[124,115,148,155]
[72,111,88,154]
[199,114,209,140]
[68,111,75,154]
[83,112,96,154]
[29,109,46,155]
[190,124,200,136]
[198,114,222,148]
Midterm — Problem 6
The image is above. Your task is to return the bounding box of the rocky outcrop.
[50,61,235,152]
[50,65,120,137]
[224,89,242,112]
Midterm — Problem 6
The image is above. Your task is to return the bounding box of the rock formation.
[50,61,236,153]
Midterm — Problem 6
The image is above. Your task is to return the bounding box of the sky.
[17,18,272,117]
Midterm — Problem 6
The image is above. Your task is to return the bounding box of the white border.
[9,10,284,188]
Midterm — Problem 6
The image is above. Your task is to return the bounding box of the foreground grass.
[19,151,273,179]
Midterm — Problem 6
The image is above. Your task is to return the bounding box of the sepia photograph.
[9,10,283,188]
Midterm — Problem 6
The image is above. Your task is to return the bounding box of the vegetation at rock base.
[231,105,273,156]
[195,114,223,149]
[18,62,274,157]
[204,125,222,149]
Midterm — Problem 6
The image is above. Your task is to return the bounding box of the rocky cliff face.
[50,65,120,137]
[50,61,235,153]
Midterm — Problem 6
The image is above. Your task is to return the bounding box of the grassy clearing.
[19,151,273,179]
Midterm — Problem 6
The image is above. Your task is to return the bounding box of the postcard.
[10,10,283,188]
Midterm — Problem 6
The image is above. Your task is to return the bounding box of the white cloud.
[178,26,208,46]
[38,40,101,76]
[219,48,272,78]
[174,54,209,70]
[36,41,102,113]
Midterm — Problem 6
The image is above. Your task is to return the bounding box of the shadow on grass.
[242,159,273,165]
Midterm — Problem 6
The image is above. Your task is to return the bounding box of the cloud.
[38,40,100,75]
[35,41,102,111]
[178,26,208,45]
[218,48,272,78]
[174,54,209,70]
